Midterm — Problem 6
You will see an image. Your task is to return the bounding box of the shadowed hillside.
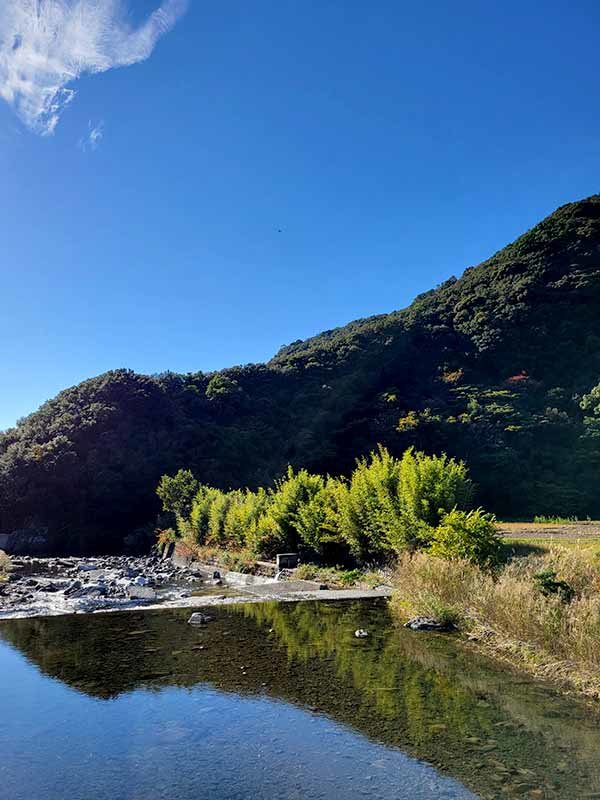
[2,196,600,551]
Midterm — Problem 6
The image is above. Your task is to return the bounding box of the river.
[1,598,599,799]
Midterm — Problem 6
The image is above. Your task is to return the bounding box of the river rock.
[64,580,82,596]
[70,584,107,598]
[134,575,153,586]
[404,617,454,632]
[84,569,106,581]
[78,562,98,572]
[126,585,157,600]
[0,554,228,617]
[39,582,62,593]
[126,566,141,578]
[188,612,211,625]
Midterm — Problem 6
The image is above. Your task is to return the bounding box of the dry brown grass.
[0,549,11,582]
[174,541,259,574]
[391,547,600,697]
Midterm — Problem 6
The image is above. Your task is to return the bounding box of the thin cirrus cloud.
[79,119,104,151]
[0,0,188,136]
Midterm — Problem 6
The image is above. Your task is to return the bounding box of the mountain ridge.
[2,195,600,552]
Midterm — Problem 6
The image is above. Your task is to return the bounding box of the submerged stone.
[188,612,212,625]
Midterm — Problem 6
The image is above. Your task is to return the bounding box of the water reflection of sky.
[0,641,475,800]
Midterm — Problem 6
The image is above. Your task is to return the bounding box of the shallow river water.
[1,598,599,800]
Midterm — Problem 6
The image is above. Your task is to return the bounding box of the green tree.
[337,446,404,561]
[580,382,600,439]
[254,467,325,557]
[205,374,242,402]
[295,478,345,557]
[397,448,473,529]
[188,485,224,543]
[156,469,199,518]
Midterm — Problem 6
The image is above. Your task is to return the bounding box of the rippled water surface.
[1,599,599,800]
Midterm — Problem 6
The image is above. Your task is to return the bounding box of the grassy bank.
[504,536,600,560]
[391,547,600,699]
[293,563,390,589]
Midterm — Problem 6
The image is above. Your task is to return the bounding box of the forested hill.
[2,195,600,552]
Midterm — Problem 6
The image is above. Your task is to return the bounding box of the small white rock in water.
[188,612,211,625]
[354,629,369,638]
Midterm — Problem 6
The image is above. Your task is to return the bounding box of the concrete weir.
[127,586,393,616]
[157,545,393,610]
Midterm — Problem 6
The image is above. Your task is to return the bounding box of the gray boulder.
[126,585,157,600]
[188,612,211,625]
[404,617,454,632]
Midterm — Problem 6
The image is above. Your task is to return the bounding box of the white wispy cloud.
[0,0,188,136]
[79,119,104,151]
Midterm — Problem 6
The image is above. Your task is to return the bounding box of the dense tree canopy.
[2,196,600,552]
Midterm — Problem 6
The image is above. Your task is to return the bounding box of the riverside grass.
[0,550,11,582]
[391,546,600,698]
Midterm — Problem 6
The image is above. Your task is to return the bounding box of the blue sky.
[1,0,599,431]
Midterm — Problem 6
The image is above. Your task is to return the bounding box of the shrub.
[207,490,240,546]
[533,569,575,603]
[244,513,282,559]
[221,548,256,573]
[294,563,382,588]
[428,508,501,568]
[223,488,271,548]
[156,527,178,549]
[338,447,474,560]
[157,446,480,564]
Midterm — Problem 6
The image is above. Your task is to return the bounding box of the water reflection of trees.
[2,600,600,800]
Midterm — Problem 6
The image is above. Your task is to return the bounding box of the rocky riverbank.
[0,554,225,618]
[0,552,393,619]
